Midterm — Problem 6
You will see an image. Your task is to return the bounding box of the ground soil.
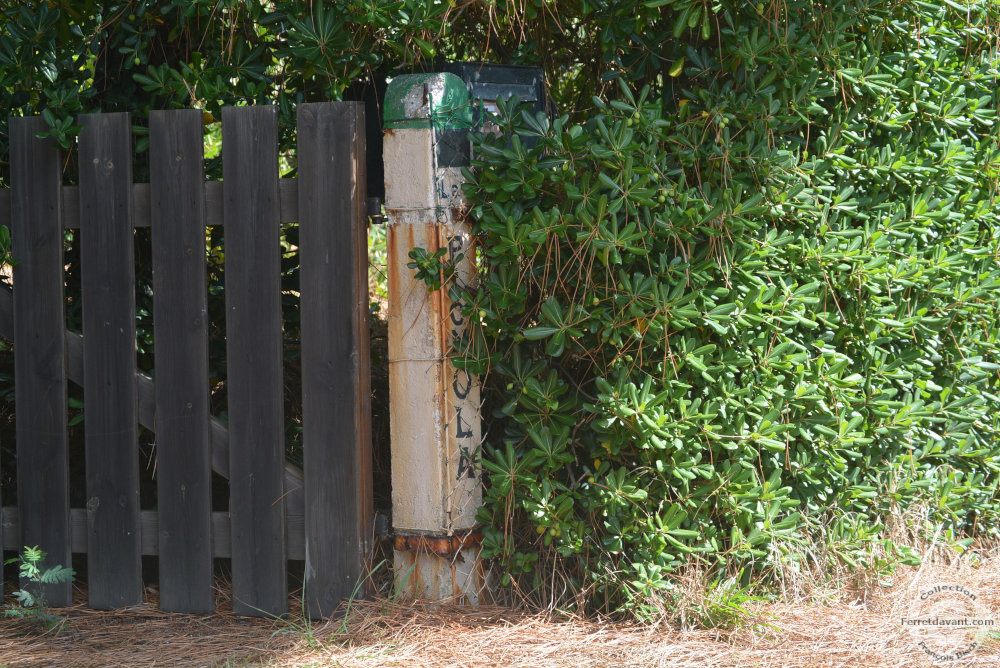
[2,545,999,667]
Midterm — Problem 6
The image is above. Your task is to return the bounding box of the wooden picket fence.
[0,103,372,618]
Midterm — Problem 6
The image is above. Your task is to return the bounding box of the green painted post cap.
[384,73,474,130]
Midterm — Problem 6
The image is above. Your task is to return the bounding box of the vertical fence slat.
[78,112,142,609]
[149,109,214,613]
[297,102,372,618]
[9,116,72,607]
[222,105,287,617]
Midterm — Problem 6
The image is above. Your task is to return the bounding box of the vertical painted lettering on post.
[441,224,480,528]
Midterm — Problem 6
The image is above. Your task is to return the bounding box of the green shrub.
[434,0,1000,616]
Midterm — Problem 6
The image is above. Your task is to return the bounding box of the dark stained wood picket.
[77,112,143,609]
[1,103,370,619]
[9,116,72,607]
[297,102,372,618]
[222,105,288,617]
[149,109,214,613]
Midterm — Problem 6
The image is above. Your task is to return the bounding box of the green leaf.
[523,326,560,340]
[669,57,685,78]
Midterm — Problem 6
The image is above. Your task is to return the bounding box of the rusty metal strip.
[394,530,484,558]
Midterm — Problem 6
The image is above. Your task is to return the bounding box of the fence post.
[297,101,373,619]
[222,105,287,617]
[384,73,487,603]
[9,116,72,607]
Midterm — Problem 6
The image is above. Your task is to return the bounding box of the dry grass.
[2,543,1000,667]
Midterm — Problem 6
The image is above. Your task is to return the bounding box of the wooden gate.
[0,103,371,618]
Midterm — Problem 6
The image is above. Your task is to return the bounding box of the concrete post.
[383,73,486,603]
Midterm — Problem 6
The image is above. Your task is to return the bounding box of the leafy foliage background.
[0,0,998,618]
[453,1,1000,615]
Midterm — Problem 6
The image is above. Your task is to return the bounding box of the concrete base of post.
[392,531,490,604]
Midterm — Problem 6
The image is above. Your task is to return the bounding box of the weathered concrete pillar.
[383,73,486,603]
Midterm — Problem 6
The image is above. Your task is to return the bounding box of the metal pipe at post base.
[383,73,487,604]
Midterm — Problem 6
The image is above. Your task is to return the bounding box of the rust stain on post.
[393,530,484,558]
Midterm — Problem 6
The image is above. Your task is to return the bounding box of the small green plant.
[674,571,773,631]
[406,246,458,292]
[3,546,75,631]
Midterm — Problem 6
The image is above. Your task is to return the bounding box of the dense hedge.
[439,1,1000,615]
